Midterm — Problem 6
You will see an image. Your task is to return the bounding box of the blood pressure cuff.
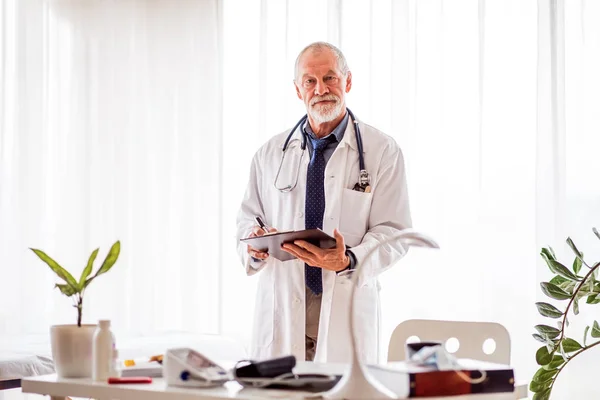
[234,355,296,379]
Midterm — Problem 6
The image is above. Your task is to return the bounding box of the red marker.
[107,376,152,384]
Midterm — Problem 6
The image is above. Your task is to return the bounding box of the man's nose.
[314,79,329,96]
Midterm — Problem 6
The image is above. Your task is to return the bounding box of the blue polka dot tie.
[305,136,334,295]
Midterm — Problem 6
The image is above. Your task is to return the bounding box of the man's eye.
[325,76,337,81]
[305,79,315,84]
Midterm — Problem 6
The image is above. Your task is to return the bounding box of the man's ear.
[345,71,352,93]
[294,81,303,100]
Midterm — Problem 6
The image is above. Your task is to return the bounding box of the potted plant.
[30,240,120,378]
[530,228,600,399]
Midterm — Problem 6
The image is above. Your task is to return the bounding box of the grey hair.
[294,41,350,81]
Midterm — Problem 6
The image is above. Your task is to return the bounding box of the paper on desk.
[120,361,162,377]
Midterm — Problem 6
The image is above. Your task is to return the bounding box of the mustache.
[310,94,340,106]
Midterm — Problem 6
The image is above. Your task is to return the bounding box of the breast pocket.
[339,188,373,247]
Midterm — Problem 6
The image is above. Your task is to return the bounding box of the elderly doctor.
[236,42,412,364]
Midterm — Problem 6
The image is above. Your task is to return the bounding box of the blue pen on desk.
[255,216,270,234]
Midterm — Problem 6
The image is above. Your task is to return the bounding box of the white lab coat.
[236,115,412,364]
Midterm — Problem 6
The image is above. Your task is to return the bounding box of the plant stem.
[77,295,82,327]
[557,263,600,342]
[550,340,600,391]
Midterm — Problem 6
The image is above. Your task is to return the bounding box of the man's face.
[294,49,352,124]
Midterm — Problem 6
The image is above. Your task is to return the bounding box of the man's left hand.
[281,228,349,272]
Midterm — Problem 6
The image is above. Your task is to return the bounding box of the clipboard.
[240,228,337,262]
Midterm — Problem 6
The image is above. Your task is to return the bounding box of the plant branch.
[550,339,600,390]
[557,263,600,342]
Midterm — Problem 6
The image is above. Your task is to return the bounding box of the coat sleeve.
[236,151,269,276]
[347,143,413,286]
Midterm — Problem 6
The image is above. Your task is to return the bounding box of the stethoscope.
[273,108,371,193]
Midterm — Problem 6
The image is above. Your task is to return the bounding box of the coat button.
[297,211,304,218]
[294,298,301,303]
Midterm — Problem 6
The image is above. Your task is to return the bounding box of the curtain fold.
[0,0,222,337]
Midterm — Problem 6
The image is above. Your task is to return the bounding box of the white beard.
[308,97,344,124]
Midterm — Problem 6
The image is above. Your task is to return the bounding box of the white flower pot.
[50,324,96,378]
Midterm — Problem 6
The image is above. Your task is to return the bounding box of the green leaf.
[574,298,580,315]
[573,256,582,275]
[558,341,569,360]
[558,280,576,295]
[566,237,583,259]
[535,325,561,339]
[546,342,557,353]
[30,248,78,290]
[55,283,77,297]
[541,247,556,261]
[591,321,600,338]
[536,346,553,365]
[540,282,571,300]
[535,302,564,318]
[573,257,582,274]
[532,367,558,383]
[549,260,581,281]
[79,248,99,289]
[587,294,600,304]
[94,241,121,277]
[533,333,547,343]
[543,355,565,370]
[584,326,590,346]
[533,388,551,400]
[562,337,583,353]
[549,275,568,286]
[530,378,552,393]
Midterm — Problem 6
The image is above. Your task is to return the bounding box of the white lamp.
[323,228,440,400]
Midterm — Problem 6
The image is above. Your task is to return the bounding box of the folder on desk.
[240,228,337,262]
[369,359,515,397]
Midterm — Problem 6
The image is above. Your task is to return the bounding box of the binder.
[240,228,337,262]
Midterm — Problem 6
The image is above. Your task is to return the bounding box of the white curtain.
[0,0,223,337]
[536,0,600,397]
[3,0,600,393]
[221,0,541,379]
[219,0,600,389]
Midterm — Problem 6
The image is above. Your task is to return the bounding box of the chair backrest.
[387,319,511,365]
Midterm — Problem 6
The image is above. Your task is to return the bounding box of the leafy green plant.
[30,241,121,327]
[530,228,600,399]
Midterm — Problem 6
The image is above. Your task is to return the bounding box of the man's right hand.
[247,225,278,260]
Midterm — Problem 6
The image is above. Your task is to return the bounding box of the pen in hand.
[255,216,271,235]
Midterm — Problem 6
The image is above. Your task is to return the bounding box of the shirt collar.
[302,111,349,143]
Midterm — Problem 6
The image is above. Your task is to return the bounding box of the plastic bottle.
[92,319,115,381]
[110,348,122,377]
